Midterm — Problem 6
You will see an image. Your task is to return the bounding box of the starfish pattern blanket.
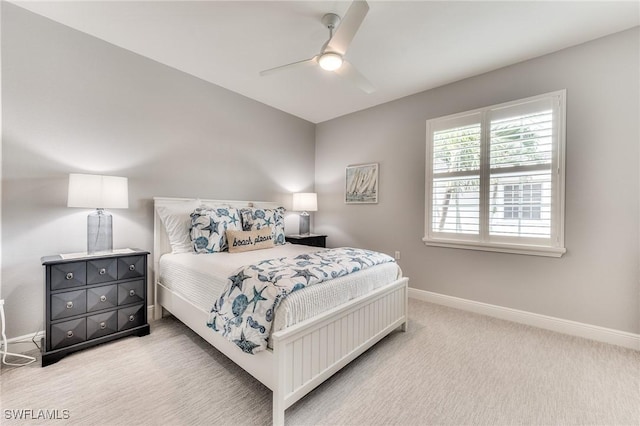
[207,247,395,354]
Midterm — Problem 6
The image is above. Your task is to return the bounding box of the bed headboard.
[152,197,282,319]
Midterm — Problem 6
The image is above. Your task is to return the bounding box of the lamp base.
[87,209,113,254]
[299,212,310,236]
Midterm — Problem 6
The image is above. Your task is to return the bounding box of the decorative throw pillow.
[190,206,241,253]
[156,199,202,253]
[226,228,275,253]
[239,207,286,245]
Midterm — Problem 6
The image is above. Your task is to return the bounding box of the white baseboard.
[409,288,640,351]
[8,300,638,352]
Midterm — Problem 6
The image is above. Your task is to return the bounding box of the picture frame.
[345,163,378,204]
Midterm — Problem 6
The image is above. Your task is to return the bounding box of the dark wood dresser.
[41,249,150,366]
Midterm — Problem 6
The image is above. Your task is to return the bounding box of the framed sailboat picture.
[345,163,378,204]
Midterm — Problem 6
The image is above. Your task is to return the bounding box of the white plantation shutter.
[432,118,481,236]
[425,91,566,257]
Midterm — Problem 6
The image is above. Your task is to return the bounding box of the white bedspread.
[158,244,402,335]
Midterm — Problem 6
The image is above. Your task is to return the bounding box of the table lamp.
[67,173,129,254]
[292,192,317,236]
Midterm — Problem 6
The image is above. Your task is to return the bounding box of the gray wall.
[315,28,640,334]
[1,4,315,337]
[2,3,638,340]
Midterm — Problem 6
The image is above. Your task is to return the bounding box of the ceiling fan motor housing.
[321,13,341,30]
[319,13,343,71]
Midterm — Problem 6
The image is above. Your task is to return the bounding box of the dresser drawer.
[87,284,118,312]
[118,280,144,306]
[50,318,86,350]
[117,256,145,280]
[118,304,145,331]
[86,311,118,340]
[51,289,86,320]
[87,258,118,284]
[51,261,86,290]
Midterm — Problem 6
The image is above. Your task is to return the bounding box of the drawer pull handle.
[66,272,74,280]
[99,268,106,275]
[128,264,135,271]
[66,301,74,309]
[128,315,135,322]
[100,295,107,302]
[129,289,136,297]
[66,331,74,338]
[99,321,106,330]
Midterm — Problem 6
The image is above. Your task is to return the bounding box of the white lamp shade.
[67,173,129,209]
[292,193,317,212]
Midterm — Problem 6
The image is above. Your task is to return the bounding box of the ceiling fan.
[259,0,375,93]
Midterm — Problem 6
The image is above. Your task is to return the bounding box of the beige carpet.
[1,299,639,425]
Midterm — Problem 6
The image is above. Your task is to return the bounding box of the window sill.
[422,238,566,258]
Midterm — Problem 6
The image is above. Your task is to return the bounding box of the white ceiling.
[11,1,640,123]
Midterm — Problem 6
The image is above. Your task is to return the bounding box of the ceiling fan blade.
[335,60,375,93]
[326,0,369,56]
[259,56,318,76]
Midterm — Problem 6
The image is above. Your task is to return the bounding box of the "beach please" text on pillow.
[226,227,275,253]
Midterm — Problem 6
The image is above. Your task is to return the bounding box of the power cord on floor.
[1,300,36,366]
[32,325,43,351]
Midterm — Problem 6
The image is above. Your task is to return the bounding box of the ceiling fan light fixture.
[318,52,343,71]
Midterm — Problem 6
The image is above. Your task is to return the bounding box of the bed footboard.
[270,277,408,425]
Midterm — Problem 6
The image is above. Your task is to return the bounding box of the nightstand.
[41,248,150,366]
[285,234,327,248]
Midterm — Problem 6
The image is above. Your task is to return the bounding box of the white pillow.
[156,199,202,253]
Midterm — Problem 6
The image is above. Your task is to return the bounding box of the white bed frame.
[152,197,409,425]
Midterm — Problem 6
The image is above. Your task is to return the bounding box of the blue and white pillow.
[239,207,286,245]
[190,206,241,253]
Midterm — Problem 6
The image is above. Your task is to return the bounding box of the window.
[503,184,542,220]
[424,91,566,257]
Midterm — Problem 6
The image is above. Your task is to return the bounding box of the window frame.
[424,90,566,257]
